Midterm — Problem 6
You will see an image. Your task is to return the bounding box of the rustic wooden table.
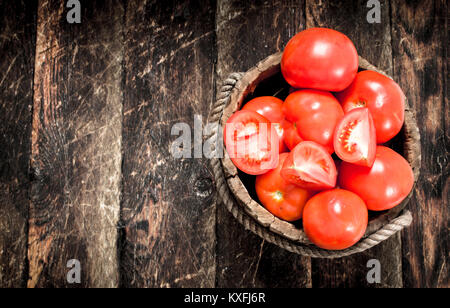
[0,0,447,288]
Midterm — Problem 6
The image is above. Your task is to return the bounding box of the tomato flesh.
[224,110,279,175]
[302,189,368,250]
[334,108,376,167]
[336,70,405,144]
[338,146,414,211]
[281,141,337,190]
[255,153,311,221]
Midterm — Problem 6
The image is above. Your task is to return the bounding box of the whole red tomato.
[338,146,414,211]
[283,89,344,153]
[242,96,287,152]
[256,153,311,221]
[302,189,368,250]
[336,70,406,144]
[281,28,358,92]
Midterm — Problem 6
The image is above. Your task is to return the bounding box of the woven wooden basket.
[209,52,421,258]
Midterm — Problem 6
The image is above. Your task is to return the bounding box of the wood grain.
[390,0,448,288]
[307,0,403,288]
[0,0,37,288]
[120,0,217,287]
[0,0,446,288]
[29,0,123,287]
[216,0,312,288]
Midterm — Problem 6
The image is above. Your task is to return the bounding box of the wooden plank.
[120,0,217,287]
[216,0,312,288]
[0,0,37,288]
[390,0,448,288]
[306,0,403,287]
[29,0,123,287]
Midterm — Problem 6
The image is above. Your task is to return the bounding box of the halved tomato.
[333,108,376,167]
[255,153,312,221]
[224,110,279,175]
[281,119,303,150]
[281,141,337,190]
[242,96,287,152]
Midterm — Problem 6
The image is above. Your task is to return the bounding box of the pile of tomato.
[224,28,414,250]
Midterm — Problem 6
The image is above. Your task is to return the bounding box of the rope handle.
[208,72,412,258]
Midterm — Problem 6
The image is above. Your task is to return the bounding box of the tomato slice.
[333,108,376,167]
[224,110,279,175]
[281,119,303,150]
[281,141,337,190]
[242,96,287,153]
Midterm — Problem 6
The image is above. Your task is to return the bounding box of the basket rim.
[218,51,421,245]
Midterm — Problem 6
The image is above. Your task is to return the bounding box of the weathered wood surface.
[29,0,123,287]
[306,0,403,288]
[0,0,37,288]
[216,0,312,288]
[0,0,447,288]
[120,0,217,288]
[390,0,448,288]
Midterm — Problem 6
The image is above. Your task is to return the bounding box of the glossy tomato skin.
[281,28,358,92]
[338,146,414,211]
[224,110,279,175]
[303,189,368,250]
[281,119,303,150]
[281,141,337,190]
[256,153,312,221]
[283,89,344,153]
[333,108,376,167]
[336,70,405,144]
[243,96,287,152]
[242,96,284,123]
